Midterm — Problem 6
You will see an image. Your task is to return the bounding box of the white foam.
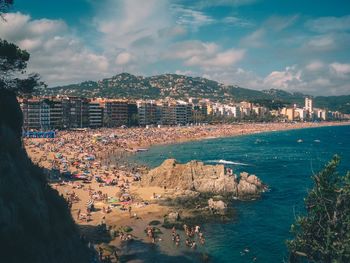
[207,159,250,166]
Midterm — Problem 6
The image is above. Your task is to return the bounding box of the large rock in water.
[208,198,227,214]
[142,159,266,198]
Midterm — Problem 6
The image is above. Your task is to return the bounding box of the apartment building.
[89,101,104,128]
[104,100,129,127]
[137,101,158,126]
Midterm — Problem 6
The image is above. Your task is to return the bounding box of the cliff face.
[142,159,266,198]
[0,90,90,263]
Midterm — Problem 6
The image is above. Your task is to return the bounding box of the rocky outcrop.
[0,90,90,263]
[208,198,227,215]
[142,159,267,198]
[166,212,180,223]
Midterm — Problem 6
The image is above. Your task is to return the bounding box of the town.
[19,96,348,130]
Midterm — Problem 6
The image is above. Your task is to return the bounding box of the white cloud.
[240,29,265,47]
[162,40,218,60]
[162,40,245,68]
[175,69,194,76]
[264,66,302,89]
[158,25,187,38]
[115,52,134,65]
[171,4,215,29]
[330,62,350,75]
[185,48,245,67]
[203,62,350,95]
[305,15,350,33]
[200,67,263,89]
[0,12,110,85]
[260,63,350,95]
[306,35,336,50]
[265,14,299,32]
[306,61,324,71]
[222,16,254,28]
[194,0,258,8]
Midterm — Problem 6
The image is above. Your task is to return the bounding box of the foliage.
[0,39,44,94]
[315,96,350,115]
[287,155,350,263]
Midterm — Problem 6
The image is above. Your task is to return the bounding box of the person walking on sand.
[77,208,81,220]
[128,206,132,217]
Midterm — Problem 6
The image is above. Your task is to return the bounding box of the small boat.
[136,148,149,152]
[314,139,321,143]
[297,139,303,143]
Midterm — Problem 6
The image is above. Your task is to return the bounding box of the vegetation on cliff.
[0,3,90,260]
[287,155,350,263]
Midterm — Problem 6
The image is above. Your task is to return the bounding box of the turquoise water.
[130,125,350,263]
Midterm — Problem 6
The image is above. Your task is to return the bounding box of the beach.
[23,121,350,261]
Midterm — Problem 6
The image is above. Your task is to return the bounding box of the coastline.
[127,121,350,149]
[23,121,350,261]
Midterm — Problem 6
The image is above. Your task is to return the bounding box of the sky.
[0,0,350,95]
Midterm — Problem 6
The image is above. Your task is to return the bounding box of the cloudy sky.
[1,0,350,95]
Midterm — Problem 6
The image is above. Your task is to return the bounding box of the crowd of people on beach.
[22,123,341,261]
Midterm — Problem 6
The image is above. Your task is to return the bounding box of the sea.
[128,125,350,263]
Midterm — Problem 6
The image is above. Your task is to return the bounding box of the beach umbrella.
[86,199,94,208]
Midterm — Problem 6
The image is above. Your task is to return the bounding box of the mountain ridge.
[36,73,350,113]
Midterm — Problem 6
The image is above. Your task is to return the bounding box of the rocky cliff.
[0,89,90,263]
[142,159,266,198]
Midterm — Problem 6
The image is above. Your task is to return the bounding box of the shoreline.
[23,121,350,262]
[128,121,350,150]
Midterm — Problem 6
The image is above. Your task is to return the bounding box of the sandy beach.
[23,121,350,261]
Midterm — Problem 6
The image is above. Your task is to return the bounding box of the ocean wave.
[206,159,250,166]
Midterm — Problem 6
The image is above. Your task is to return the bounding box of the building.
[305,97,313,119]
[175,101,192,125]
[89,101,104,128]
[40,99,51,129]
[281,107,295,121]
[104,101,129,127]
[314,109,328,121]
[21,99,41,130]
[61,97,89,128]
[160,102,175,125]
[295,108,307,120]
[49,99,63,129]
[127,102,138,126]
[253,106,268,118]
[137,101,158,126]
[20,98,52,130]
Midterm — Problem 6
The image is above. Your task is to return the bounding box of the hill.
[36,73,350,113]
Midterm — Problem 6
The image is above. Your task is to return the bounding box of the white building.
[295,108,307,120]
[305,97,313,116]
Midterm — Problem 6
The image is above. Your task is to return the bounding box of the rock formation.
[0,90,90,263]
[208,198,227,215]
[142,159,267,198]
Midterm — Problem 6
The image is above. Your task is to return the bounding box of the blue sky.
[1,0,350,95]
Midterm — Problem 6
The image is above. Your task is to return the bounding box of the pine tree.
[287,155,350,263]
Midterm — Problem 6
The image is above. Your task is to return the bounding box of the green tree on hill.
[287,155,350,263]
